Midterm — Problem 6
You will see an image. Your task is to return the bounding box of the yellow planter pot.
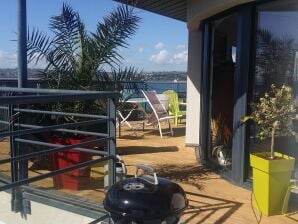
[250,152,295,216]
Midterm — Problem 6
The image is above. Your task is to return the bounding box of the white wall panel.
[185,29,202,146]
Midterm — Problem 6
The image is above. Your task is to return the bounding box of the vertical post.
[232,6,254,184]
[16,0,30,215]
[9,105,19,212]
[108,97,116,187]
[200,23,212,161]
[17,0,27,88]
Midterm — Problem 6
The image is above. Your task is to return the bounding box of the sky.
[260,12,298,41]
[0,0,188,72]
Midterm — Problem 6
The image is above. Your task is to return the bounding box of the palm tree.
[27,3,143,93]
[23,3,144,167]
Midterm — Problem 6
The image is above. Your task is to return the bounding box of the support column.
[185,28,204,158]
[17,0,27,88]
[14,0,29,215]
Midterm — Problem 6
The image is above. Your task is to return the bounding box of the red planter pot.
[50,136,95,190]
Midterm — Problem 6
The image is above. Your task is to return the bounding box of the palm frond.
[110,67,145,100]
[48,3,83,74]
[27,27,52,64]
[92,5,140,66]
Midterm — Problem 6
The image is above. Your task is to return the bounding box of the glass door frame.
[200,3,256,185]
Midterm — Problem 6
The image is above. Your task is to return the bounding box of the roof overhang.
[114,0,187,22]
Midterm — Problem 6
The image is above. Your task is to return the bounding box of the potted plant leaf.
[242,84,296,216]
[26,3,141,190]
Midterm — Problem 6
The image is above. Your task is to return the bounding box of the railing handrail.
[0,87,120,95]
[0,93,119,105]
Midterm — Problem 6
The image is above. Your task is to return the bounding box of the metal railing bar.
[0,120,9,125]
[24,193,106,218]
[14,108,107,119]
[22,185,106,212]
[15,138,109,156]
[17,124,109,138]
[88,215,111,224]
[0,176,10,184]
[0,87,119,96]
[0,93,119,105]
[0,118,110,138]
[0,106,9,110]
[0,155,114,192]
[22,192,107,219]
[0,137,110,165]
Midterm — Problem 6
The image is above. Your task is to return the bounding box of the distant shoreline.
[0,77,186,83]
[0,68,187,82]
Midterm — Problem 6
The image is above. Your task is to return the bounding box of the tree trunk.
[270,121,279,159]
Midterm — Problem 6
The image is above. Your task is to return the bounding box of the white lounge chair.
[142,90,175,138]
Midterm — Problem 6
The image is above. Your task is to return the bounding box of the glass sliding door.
[248,0,298,177]
[208,13,238,171]
[202,5,254,183]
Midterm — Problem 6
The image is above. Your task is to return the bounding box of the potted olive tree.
[243,84,296,216]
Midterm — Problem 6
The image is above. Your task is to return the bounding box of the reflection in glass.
[249,0,298,177]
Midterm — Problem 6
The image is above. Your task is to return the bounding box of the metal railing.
[0,87,119,220]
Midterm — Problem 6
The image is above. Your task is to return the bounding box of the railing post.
[17,0,28,88]
[108,97,116,187]
[9,104,19,212]
[9,102,30,215]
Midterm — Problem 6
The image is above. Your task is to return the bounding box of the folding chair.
[142,90,175,138]
[163,90,187,126]
[116,109,135,130]
[282,171,298,215]
[116,89,139,136]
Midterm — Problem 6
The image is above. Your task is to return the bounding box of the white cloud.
[150,50,169,64]
[0,50,17,68]
[138,47,144,53]
[150,49,188,66]
[176,44,186,50]
[154,42,165,50]
[172,50,188,64]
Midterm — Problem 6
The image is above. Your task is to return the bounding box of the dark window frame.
[201,2,258,185]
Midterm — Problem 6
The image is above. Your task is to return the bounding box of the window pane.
[249,0,298,173]
[209,13,238,170]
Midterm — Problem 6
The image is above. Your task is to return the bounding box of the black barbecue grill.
[104,164,188,224]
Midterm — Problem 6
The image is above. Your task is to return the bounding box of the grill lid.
[104,164,188,219]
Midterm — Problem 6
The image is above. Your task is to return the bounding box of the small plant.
[243,84,296,159]
[211,114,232,166]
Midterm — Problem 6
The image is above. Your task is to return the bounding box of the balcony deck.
[0,121,297,223]
[118,121,298,224]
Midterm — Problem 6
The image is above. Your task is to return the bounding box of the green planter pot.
[250,152,295,216]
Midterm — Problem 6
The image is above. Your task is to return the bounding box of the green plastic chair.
[163,90,186,126]
[282,182,298,215]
